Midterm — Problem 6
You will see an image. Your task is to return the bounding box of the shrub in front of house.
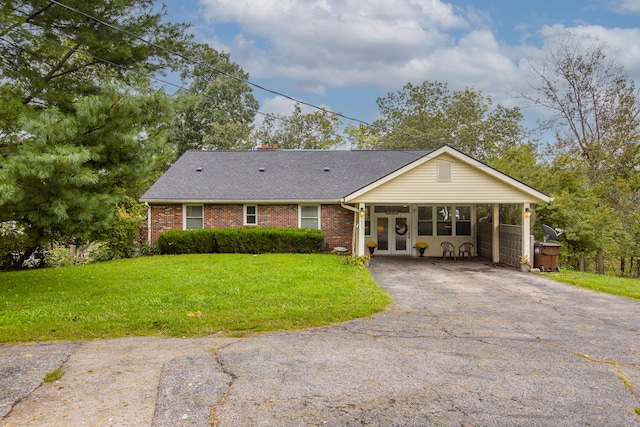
[157,229,217,255]
[215,228,324,254]
[157,228,325,255]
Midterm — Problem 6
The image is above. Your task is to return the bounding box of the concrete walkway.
[2,257,639,426]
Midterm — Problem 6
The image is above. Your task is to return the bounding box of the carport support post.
[492,204,500,263]
[357,202,366,257]
[522,203,531,264]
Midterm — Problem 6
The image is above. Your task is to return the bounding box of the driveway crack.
[210,347,238,427]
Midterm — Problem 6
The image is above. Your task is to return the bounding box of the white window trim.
[298,204,321,229]
[417,204,472,237]
[244,204,258,226]
[183,204,204,230]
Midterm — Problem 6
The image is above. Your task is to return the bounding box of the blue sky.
[161,0,640,144]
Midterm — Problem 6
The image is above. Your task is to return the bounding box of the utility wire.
[0,31,369,148]
[47,0,443,144]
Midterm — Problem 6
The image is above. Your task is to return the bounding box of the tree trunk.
[620,257,625,275]
[579,255,585,272]
[597,253,605,275]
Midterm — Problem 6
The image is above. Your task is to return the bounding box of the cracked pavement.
[1,257,639,426]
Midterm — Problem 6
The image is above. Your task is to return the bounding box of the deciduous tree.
[167,43,258,155]
[253,104,343,149]
[365,81,527,163]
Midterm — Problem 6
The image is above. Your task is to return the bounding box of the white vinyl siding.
[349,153,534,204]
[184,205,203,229]
[299,205,320,229]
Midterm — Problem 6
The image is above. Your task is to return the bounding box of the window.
[364,206,371,236]
[437,206,452,236]
[184,205,203,229]
[456,206,471,236]
[417,206,433,236]
[244,205,257,225]
[299,205,320,229]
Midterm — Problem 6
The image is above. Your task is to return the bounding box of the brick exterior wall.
[149,205,182,242]
[148,203,353,252]
[321,204,354,250]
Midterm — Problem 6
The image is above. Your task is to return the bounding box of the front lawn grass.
[545,270,640,300]
[0,254,389,342]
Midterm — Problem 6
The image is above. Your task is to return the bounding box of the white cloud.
[538,24,640,78]
[199,0,467,84]
[194,0,640,126]
[253,96,329,129]
[613,0,640,13]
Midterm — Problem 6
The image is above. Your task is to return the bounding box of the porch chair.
[441,242,456,260]
[458,242,474,261]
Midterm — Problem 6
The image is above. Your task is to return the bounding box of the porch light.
[524,208,531,218]
[359,207,365,217]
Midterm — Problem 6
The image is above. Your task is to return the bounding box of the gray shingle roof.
[140,149,434,202]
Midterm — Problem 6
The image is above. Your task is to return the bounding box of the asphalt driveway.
[2,257,639,426]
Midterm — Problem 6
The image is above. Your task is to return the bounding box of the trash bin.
[534,242,561,272]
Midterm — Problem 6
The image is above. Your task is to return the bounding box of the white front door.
[375,215,410,255]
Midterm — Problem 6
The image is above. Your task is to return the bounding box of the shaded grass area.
[0,254,389,342]
[545,270,640,300]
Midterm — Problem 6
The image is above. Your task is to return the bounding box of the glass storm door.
[375,215,409,255]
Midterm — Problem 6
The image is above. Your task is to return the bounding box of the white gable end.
[345,148,550,204]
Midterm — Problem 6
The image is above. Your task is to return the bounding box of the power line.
[46,0,442,144]
[0,30,368,148]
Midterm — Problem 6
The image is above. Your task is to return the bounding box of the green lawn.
[0,254,390,342]
[545,270,640,300]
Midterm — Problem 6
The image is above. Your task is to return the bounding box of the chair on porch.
[441,242,456,260]
[458,242,474,260]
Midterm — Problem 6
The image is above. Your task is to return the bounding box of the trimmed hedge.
[156,229,217,255]
[157,227,325,255]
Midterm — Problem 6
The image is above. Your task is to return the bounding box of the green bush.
[157,227,325,255]
[88,243,119,263]
[157,229,217,255]
[0,221,28,271]
[45,247,76,268]
[215,227,324,254]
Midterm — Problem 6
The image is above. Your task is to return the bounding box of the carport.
[343,146,551,267]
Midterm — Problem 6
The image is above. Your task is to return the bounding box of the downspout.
[340,200,359,213]
[340,200,358,255]
[340,199,365,257]
[145,202,151,244]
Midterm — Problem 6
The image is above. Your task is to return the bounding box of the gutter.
[340,199,359,213]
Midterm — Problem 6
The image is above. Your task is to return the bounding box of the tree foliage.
[361,81,527,163]
[167,43,258,155]
[525,34,640,269]
[253,104,343,149]
[0,0,190,268]
[525,34,640,186]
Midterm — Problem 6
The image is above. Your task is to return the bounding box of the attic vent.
[196,167,203,172]
[259,167,265,172]
[438,161,451,182]
[323,167,330,172]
